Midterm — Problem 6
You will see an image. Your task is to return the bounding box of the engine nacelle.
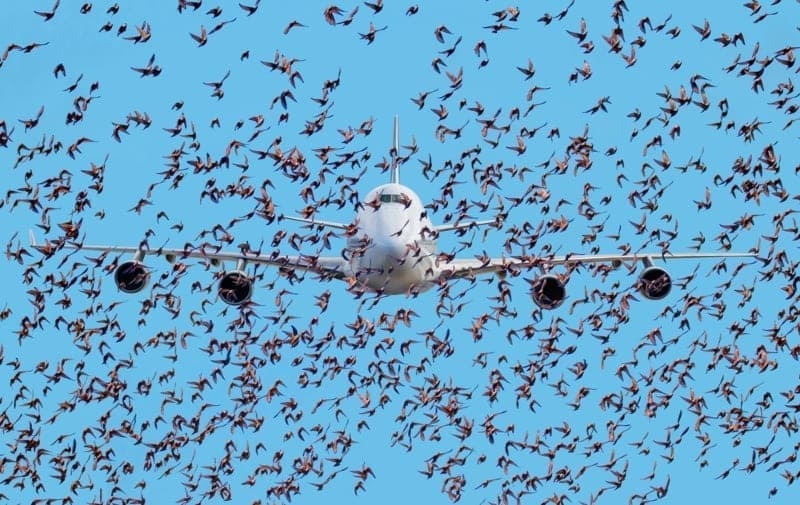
[114,261,150,293]
[218,270,253,306]
[530,274,567,310]
[637,266,672,300]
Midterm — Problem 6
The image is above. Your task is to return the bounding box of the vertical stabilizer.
[390,115,399,184]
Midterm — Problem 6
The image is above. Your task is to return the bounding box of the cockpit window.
[379,193,407,204]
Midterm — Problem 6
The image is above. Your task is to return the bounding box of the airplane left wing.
[440,251,757,309]
[440,251,757,278]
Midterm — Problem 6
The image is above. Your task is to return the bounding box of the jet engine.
[114,260,150,293]
[218,270,253,305]
[530,274,567,310]
[636,263,672,300]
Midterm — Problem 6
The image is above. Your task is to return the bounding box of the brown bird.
[517,58,535,80]
[283,19,307,34]
[692,19,711,40]
[363,0,383,14]
[323,5,344,25]
[577,60,592,79]
[238,0,260,16]
[203,69,230,98]
[566,17,588,43]
[336,6,358,26]
[34,0,60,21]
[434,24,451,43]
[358,22,387,44]
[111,121,129,142]
[585,96,611,114]
[131,54,161,77]
[430,104,448,121]
[209,17,236,35]
[506,135,526,155]
[411,89,437,110]
[190,25,208,46]
[19,105,45,131]
[66,136,95,159]
[124,20,151,43]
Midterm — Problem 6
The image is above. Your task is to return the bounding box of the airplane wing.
[435,219,495,233]
[440,251,757,278]
[61,242,349,280]
[281,215,350,230]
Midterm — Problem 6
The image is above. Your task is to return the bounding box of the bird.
[566,17,589,43]
[124,20,152,43]
[516,58,535,80]
[358,22,387,44]
[238,0,260,16]
[34,0,60,21]
[283,19,307,35]
[692,19,711,40]
[189,25,208,46]
[363,0,383,14]
[506,135,526,155]
[130,54,161,77]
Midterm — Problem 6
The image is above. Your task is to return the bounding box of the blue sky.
[2,1,800,504]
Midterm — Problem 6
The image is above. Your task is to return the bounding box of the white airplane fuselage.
[346,182,439,294]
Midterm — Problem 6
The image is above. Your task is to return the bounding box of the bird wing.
[57,241,349,280]
[440,252,756,279]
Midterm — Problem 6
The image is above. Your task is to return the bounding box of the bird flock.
[2,1,800,504]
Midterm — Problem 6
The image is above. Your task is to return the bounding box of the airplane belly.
[352,239,436,294]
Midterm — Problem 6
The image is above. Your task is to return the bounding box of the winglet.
[390,115,399,184]
[28,229,37,247]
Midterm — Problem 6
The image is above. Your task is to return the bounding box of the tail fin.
[390,115,399,184]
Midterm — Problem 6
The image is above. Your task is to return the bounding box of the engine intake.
[114,261,150,293]
[637,266,672,300]
[530,274,567,310]
[218,270,253,306]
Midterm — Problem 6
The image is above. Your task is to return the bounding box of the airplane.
[40,117,756,309]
